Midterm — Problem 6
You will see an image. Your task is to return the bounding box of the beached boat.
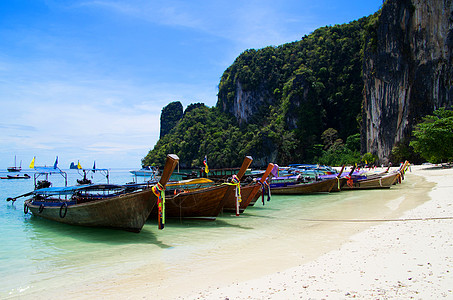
[166,178,215,192]
[7,156,22,172]
[223,163,274,214]
[286,164,337,179]
[269,165,345,195]
[270,177,338,194]
[21,154,179,232]
[340,172,399,190]
[153,156,253,220]
[323,165,352,192]
[341,161,409,190]
[194,166,253,182]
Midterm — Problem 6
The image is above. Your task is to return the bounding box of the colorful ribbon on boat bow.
[257,180,271,205]
[152,182,165,230]
[346,175,354,188]
[231,175,242,216]
[222,175,242,216]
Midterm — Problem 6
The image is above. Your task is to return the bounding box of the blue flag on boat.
[53,156,58,169]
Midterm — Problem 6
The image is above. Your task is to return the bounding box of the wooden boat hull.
[23,154,180,232]
[248,189,269,206]
[341,172,399,190]
[161,184,229,220]
[223,163,275,213]
[222,184,259,213]
[155,156,254,220]
[330,177,347,192]
[270,177,337,195]
[25,189,157,232]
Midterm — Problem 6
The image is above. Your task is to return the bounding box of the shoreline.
[184,165,453,299]
[15,165,452,299]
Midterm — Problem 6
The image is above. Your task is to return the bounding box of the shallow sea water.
[0,168,431,298]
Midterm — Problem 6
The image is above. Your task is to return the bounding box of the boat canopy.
[33,184,125,196]
[34,166,65,174]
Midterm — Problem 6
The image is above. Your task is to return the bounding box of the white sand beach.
[184,165,453,299]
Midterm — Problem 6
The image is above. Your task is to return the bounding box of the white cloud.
[74,0,310,49]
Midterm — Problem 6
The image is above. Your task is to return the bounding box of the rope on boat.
[257,181,267,205]
[297,216,453,223]
[346,175,353,188]
[232,175,241,216]
[223,175,242,216]
[264,181,271,202]
[152,182,165,230]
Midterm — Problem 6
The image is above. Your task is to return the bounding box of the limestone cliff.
[228,81,274,125]
[160,101,183,138]
[363,0,453,163]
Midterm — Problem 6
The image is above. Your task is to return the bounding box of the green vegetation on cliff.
[143,13,380,168]
[409,107,453,163]
[159,101,183,138]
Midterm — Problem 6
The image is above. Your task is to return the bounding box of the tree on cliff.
[409,108,453,163]
[160,101,183,138]
[143,12,380,167]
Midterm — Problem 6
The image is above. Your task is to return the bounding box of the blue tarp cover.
[33,184,124,195]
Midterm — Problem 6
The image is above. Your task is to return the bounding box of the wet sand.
[27,165,452,299]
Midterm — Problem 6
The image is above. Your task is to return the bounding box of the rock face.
[363,0,453,163]
[160,101,183,138]
[225,81,274,125]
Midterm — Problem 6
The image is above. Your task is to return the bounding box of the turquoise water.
[1,168,141,296]
[0,169,422,298]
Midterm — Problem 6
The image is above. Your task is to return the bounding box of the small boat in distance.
[7,156,22,172]
[0,174,30,179]
[130,166,160,181]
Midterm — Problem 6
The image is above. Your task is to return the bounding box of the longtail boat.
[167,178,215,192]
[269,165,345,195]
[20,154,179,232]
[341,172,399,190]
[270,177,338,194]
[341,161,409,190]
[328,165,351,192]
[223,163,274,214]
[155,156,253,220]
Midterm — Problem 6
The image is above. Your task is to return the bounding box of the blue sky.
[0,0,382,169]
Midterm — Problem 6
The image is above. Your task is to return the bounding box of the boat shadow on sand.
[23,215,173,248]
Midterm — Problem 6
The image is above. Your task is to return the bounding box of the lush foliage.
[409,107,453,163]
[143,104,280,168]
[143,13,382,168]
[316,131,361,166]
[160,101,183,138]
[390,138,422,164]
